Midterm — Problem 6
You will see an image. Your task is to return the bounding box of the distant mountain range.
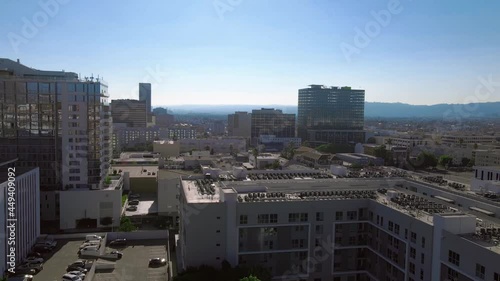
[156,102,500,118]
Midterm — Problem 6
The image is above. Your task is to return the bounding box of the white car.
[62,273,82,281]
[67,271,86,279]
[79,241,100,249]
[24,257,44,264]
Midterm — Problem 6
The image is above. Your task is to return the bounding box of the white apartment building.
[387,136,428,148]
[179,138,247,154]
[442,135,497,145]
[0,160,40,275]
[471,166,500,194]
[178,174,500,281]
[475,150,500,167]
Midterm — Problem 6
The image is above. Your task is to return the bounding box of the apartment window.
[411,232,417,243]
[216,230,220,233]
[448,250,460,266]
[336,211,343,221]
[270,214,278,223]
[347,211,357,220]
[335,237,342,244]
[289,213,299,222]
[476,264,485,279]
[258,214,269,224]
[316,212,324,222]
[380,216,384,226]
[394,239,399,249]
[239,215,247,224]
[376,215,380,224]
[216,216,221,220]
[421,237,425,248]
[421,253,425,264]
[349,236,356,245]
[410,247,416,259]
[447,268,459,280]
[409,262,415,274]
[300,213,308,222]
[420,269,424,280]
[494,272,500,281]
[405,228,408,239]
[216,243,220,246]
[316,225,323,235]
[388,221,394,231]
[394,224,400,235]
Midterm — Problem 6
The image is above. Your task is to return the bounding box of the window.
[316,225,323,234]
[316,212,324,222]
[410,247,416,259]
[394,224,400,235]
[216,230,220,233]
[289,213,299,222]
[270,214,278,223]
[420,269,424,280]
[347,211,357,220]
[336,211,343,221]
[421,237,425,248]
[476,264,485,279]
[300,213,308,222]
[216,243,220,246]
[421,253,425,264]
[447,268,458,280]
[258,214,269,224]
[495,272,500,281]
[405,228,408,239]
[448,250,460,266]
[388,221,394,231]
[411,232,417,243]
[239,215,247,224]
[409,262,415,274]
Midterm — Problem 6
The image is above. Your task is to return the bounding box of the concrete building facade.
[139,82,152,122]
[111,99,147,128]
[228,111,252,139]
[178,175,500,281]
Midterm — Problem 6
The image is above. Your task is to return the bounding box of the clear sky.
[1,0,500,106]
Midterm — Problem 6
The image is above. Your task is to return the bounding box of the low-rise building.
[179,138,246,154]
[336,153,384,166]
[154,140,181,158]
[249,154,280,169]
[471,166,500,194]
[258,135,301,152]
[475,150,500,167]
[442,135,497,145]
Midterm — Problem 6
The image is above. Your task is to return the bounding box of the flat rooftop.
[116,166,159,178]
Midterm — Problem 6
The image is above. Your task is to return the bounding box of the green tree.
[439,155,453,167]
[413,152,438,169]
[367,137,376,144]
[252,147,259,166]
[210,148,215,155]
[118,217,137,232]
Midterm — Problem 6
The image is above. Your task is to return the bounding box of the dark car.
[27,252,43,258]
[128,199,139,205]
[66,265,88,273]
[148,258,166,267]
[126,205,138,211]
[32,245,52,253]
[109,239,127,247]
[129,193,140,199]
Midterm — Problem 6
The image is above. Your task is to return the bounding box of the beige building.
[178,174,500,281]
[475,150,500,167]
[442,135,497,145]
[154,140,181,157]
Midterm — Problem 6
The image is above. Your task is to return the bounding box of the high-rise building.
[111,99,147,127]
[0,158,40,274]
[298,85,365,145]
[0,58,112,227]
[251,108,295,145]
[178,171,500,280]
[228,111,252,139]
[139,82,152,121]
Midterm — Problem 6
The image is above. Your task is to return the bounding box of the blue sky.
[1,0,500,106]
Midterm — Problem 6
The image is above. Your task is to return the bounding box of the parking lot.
[94,239,169,281]
[33,239,91,281]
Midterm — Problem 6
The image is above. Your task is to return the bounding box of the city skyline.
[1,0,500,106]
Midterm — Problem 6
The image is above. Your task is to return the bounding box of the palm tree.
[252,147,259,167]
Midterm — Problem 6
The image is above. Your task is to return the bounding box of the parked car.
[110,250,123,258]
[66,265,87,273]
[11,268,37,275]
[68,260,87,269]
[24,257,44,264]
[79,241,100,249]
[67,271,86,279]
[26,252,43,259]
[32,244,53,252]
[148,258,166,267]
[16,263,43,273]
[85,234,102,241]
[35,240,57,248]
[126,205,137,211]
[7,274,34,281]
[129,193,140,199]
[128,199,139,205]
[108,239,127,247]
[62,273,82,281]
